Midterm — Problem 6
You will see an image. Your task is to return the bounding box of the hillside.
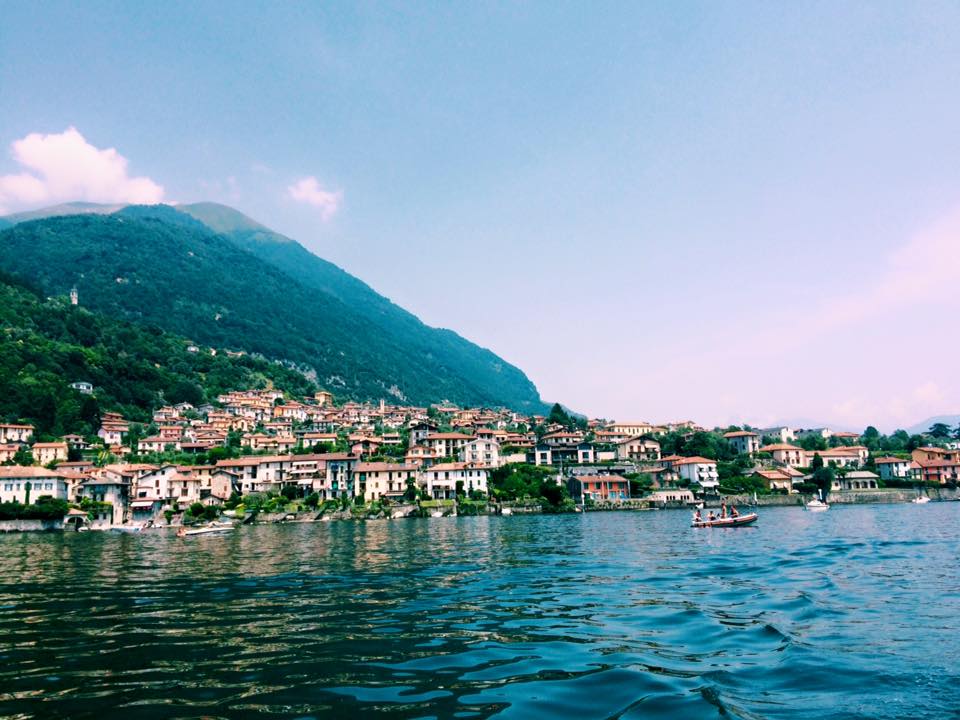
[0,269,318,438]
[0,208,546,411]
[178,203,535,411]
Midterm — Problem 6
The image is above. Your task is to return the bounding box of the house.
[646,488,696,505]
[61,434,90,450]
[540,432,584,448]
[425,432,472,459]
[912,447,960,464]
[0,467,69,503]
[138,436,182,454]
[832,470,879,491]
[911,458,960,486]
[420,462,488,499]
[673,457,720,490]
[404,444,437,468]
[77,477,130,525]
[0,444,20,463]
[531,443,553,466]
[723,431,760,455]
[409,422,438,447]
[69,381,94,394]
[460,438,501,468]
[607,422,656,437]
[760,444,807,468]
[756,426,796,443]
[567,474,630,503]
[818,446,867,468]
[32,442,69,465]
[874,457,911,481]
[0,423,34,444]
[98,422,128,445]
[355,462,417,502]
[615,437,661,462]
[752,469,794,492]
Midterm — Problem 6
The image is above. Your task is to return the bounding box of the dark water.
[1,504,958,719]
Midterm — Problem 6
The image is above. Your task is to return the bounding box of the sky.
[1,1,959,432]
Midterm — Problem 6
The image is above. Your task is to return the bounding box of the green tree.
[811,452,824,471]
[928,422,952,439]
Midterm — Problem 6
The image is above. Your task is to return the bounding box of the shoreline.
[1,488,955,533]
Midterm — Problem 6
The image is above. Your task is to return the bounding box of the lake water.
[1,504,957,719]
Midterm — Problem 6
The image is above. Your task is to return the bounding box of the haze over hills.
[905,415,960,436]
[0,203,547,412]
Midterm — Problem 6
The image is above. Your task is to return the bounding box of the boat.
[177,522,235,537]
[691,512,758,528]
[912,495,931,504]
[109,526,142,533]
[805,489,830,512]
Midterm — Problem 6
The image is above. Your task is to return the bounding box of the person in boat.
[730,505,740,518]
[707,511,716,522]
[720,501,728,519]
[694,510,703,524]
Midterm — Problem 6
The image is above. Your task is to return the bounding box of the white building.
[673,456,719,490]
[421,463,488,499]
[615,437,661,462]
[460,438,501,468]
[0,467,68,503]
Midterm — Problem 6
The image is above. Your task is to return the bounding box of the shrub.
[188,502,205,517]
[304,492,320,509]
[280,485,298,501]
[202,505,220,521]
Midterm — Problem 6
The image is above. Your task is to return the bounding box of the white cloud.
[287,176,342,220]
[0,127,164,213]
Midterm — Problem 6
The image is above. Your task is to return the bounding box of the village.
[0,387,958,531]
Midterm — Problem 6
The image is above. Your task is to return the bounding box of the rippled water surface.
[1,504,958,719]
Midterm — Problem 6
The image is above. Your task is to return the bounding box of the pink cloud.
[287,176,342,220]
[0,127,164,213]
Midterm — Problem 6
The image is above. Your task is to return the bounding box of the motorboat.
[805,490,830,512]
[177,522,235,537]
[692,512,758,528]
[912,495,931,504]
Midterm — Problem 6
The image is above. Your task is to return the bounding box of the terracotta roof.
[723,431,758,438]
[672,456,716,465]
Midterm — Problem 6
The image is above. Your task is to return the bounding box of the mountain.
[905,415,960,436]
[0,268,318,438]
[0,205,546,411]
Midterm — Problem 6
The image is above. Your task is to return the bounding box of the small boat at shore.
[912,495,931,504]
[177,522,235,537]
[692,512,758,528]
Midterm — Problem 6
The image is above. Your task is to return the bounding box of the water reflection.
[0,505,958,718]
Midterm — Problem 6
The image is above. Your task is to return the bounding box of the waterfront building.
[567,474,630,503]
[421,462,488,499]
[0,467,68,503]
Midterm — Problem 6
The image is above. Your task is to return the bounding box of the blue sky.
[2,1,959,430]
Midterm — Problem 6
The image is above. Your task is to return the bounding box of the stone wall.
[0,518,64,532]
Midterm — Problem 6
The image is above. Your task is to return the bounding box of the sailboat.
[805,488,830,512]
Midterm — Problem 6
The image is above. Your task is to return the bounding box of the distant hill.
[905,415,960,436]
[0,205,546,412]
[0,268,317,437]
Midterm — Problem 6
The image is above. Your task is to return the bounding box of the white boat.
[178,522,235,537]
[912,495,931,504]
[805,490,830,512]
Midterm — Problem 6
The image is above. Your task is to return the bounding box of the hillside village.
[1,387,958,529]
